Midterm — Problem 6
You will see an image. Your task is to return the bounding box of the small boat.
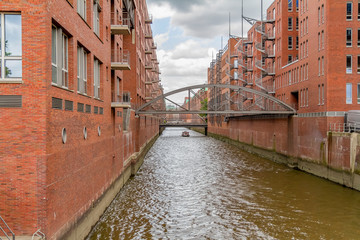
[182,131,190,137]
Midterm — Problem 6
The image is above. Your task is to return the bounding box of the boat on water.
[182,131,190,137]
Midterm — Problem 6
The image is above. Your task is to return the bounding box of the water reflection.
[87,128,360,239]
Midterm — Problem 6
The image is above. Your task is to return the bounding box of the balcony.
[145,48,152,54]
[264,47,275,58]
[145,32,153,39]
[145,63,153,70]
[111,92,131,108]
[111,50,131,70]
[111,12,131,35]
[145,14,153,24]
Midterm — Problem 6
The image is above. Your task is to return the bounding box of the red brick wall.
[0,0,160,238]
[0,1,48,235]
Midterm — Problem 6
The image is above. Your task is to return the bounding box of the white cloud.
[154,32,169,48]
[156,41,213,103]
[148,2,175,19]
[147,0,275,103]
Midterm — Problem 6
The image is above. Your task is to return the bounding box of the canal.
[87,128,360,239]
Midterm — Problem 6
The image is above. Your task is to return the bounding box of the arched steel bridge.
[136,84,296,116]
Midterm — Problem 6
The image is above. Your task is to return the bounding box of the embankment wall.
[208,115,360,191]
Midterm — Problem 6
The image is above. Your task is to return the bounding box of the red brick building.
[0,0,162,239]
[208,0,360,183]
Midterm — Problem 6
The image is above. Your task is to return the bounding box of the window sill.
[0,80,23,84]
[77,13,91,30]
[94,97,103,102]
[78,92,92,98]
[52,84,74,92]
[94,32,103,44]
[66,0,74,8]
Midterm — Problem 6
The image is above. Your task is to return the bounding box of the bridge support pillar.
[205,127,208,136]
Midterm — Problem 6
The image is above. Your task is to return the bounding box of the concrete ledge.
[60,133,159,240]
[205,131,360,192]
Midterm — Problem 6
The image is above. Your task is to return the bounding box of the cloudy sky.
[147,0,273,104]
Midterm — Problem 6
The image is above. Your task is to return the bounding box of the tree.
[200,98,208,120]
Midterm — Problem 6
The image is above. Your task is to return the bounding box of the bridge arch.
[136,84,296,115]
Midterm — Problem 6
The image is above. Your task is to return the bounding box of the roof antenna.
[229,12,231,38]
[241,0,244,38]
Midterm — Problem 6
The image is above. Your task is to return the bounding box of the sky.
[147,0,274,104]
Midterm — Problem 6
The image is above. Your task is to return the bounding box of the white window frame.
[357,83,360,104]
[347,2,353,21]
[94,58,100,99]
[77,0,87,20]
[346,28,352,47]
[0,13,22,82]
[346,55,353,74]
[288,36,293,50]
[93,1,100,36]
[52,25,68,88]
[288,17,293,30]
[77,46,87,94]
[288,0,293,12]
[347,83,353,104]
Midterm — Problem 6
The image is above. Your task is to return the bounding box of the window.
[93,1,100,36]
[357,55,360,73]
[321,5,324,23]
[306,17,308,34]
[94,58,101,98]
[288,55,293,63]
[306,88,308,107]
[358,2,360,20]
[296,36,299,49]
[322,30,324,49]
[77,0,87,19]
[296,0,299,11]
[357,84,360,103]
[288,17,293,30]
[77,46,87,94]
[52,25,68,87]
[288,0,293,11]
[296,17,299,30]
[322,56,324,75]
[347,28,352,46]
[318,58,321,76]
[288,36,293,49]
[318,7,321,25]
[358,29,360,46]
[306,40,308,57]
[347,55,352,73]
[322,84,325,105]
[347,83,352,104]
[347,2,353,20]
[0,14,22,81]
[318,32,321,50]
[306,63,308,79]
[318,85,321,105]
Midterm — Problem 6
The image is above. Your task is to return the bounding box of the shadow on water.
[87,128,360,240]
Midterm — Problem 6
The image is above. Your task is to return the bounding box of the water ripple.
[87,128,360,240]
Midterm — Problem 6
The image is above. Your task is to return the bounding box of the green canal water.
[87,128,360,239]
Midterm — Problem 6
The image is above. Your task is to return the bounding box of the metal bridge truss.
[135,84,296,116]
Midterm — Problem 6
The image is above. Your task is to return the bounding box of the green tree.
[200,98,208,120]
[4,40,12,77]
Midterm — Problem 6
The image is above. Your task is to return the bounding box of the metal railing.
[112,91,131,103]
[329,123,360,133]
[0,216,15,240]
[111,49,130,65]
[111,12,130,26]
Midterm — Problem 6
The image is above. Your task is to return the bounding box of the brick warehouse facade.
[207,0,360,189]
[0,0,163,239]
